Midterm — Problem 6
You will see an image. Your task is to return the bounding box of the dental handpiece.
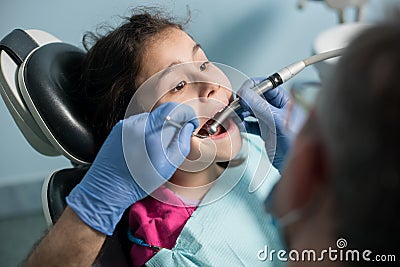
[206,48,345,136]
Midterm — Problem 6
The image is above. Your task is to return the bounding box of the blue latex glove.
[238,77,305,172]
[66,102,198,235]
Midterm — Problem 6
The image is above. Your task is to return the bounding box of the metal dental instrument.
[205,48,345,136]
[165,116,207,138]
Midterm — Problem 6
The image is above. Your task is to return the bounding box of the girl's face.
[136,28,242,165]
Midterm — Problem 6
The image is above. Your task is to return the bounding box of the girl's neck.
[167,161,225,201]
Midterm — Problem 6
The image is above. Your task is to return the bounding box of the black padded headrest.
[21,42,99,164]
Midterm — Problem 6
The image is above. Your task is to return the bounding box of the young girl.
[78,8,283,266]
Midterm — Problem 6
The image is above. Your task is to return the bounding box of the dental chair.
[0,29,131,267]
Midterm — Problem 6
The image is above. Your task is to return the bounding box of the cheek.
[216,88,234,107]
[226,88,233,100]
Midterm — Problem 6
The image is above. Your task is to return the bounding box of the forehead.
[137,28,199,85]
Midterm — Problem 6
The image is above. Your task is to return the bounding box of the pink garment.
[129,186,196,267]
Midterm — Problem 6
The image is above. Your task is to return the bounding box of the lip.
[208,117,235,140]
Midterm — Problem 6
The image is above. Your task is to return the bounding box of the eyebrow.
[167,43,202,68]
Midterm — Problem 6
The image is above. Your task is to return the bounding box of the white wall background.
[0,0,397,216]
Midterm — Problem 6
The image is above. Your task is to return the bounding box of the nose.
[198,82,221,102]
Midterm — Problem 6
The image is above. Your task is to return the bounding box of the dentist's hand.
[66,102,198,235]
[238,78,305,172]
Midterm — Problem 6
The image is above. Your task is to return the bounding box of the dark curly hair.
[74,8,186,145]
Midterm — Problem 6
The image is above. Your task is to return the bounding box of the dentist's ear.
[272,112,329,219]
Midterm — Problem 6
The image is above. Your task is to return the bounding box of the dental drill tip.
[207,124,219,135]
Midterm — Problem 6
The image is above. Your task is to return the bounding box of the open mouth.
[194,97,234,139]
[196,117,229,138]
